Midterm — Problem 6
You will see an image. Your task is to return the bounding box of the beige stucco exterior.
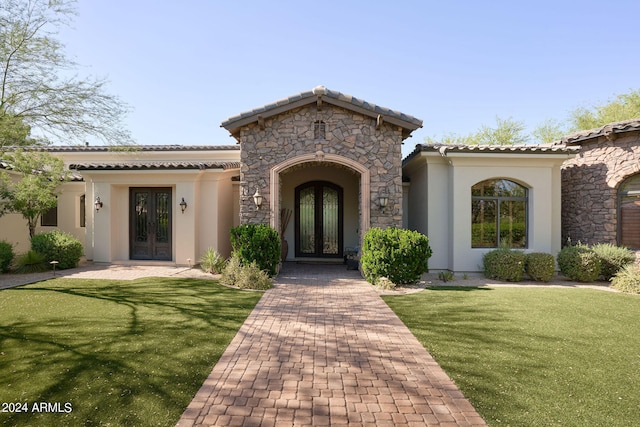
[403,146,573,272]
[0,146,241,266]
[0,88,584,273]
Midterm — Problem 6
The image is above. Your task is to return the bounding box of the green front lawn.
[0,277,262,426]
[383,287,640,427]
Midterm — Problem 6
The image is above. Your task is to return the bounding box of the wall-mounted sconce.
[253,188,263,210]
[180,197,188,213]
[94,196,103,212]
[379,193,389,213]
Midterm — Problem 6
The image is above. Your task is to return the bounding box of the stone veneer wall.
[561,131,640,245]
[238,103,404,232]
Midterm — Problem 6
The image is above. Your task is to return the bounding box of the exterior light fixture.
[180,197,188,213]
[379,193,389,213]
[253,188,263,210]
[94,196,103,212]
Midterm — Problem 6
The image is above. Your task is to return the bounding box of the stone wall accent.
[561,131,640,245]
[239,103,404,232]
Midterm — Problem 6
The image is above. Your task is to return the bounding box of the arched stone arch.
[270,152,370,244]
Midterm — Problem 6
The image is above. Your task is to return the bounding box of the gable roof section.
[221,86,423,141]
[560,118,640,145]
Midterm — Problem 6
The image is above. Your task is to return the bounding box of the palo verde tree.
[425,117,529,146]
[0,149,70,238]
[0,0,132,150]
[425,88,640,146]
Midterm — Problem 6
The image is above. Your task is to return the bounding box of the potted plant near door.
[280,208,292,262]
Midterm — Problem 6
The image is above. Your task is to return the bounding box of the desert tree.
[0,0,132,150]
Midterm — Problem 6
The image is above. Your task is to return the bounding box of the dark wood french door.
[130,188,172,260]
[295,181,343,258]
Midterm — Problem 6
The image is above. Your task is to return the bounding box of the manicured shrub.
[483,248,525,282]
[591,243,636,281]
[0,240,14,273]
[361,227,432,285]
[525,252,555,282]
[31,230,83,269]
[199,247,226,274]
[557,244,601,282]
[220,254,241,287]
[235,261,273,290]
[375,277,396,291]
[230,224,281,277]
[220,254,272,290]
[13,250,47,274]
[611,264,640,294]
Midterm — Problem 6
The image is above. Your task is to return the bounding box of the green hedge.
[230,224,281,277]
[0,240,14,273]
[557,244,601,282]
[31,230,83,269]
[361,227,432,285]
[483,248,525,282]
[525,252,555,282]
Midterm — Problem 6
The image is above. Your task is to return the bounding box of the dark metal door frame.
[294,181,343,258]
[129,188,172,260]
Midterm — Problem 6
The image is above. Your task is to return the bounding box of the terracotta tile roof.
[69,161,241,171]
[15,144,239,152]
[403,143,580,165]
[559,118,640,145]
[221,86,423,139]
[0,159,84,181]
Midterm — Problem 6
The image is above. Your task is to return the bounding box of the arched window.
[472,179,528,248]
[618,174,640,248]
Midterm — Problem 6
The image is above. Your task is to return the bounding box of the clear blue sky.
[58,0,640,157]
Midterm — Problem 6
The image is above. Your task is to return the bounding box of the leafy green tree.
[569,89,640,131]
[532,118,566,144]
[0,0,132,150]
[425,117,528,146]
[0,150,70,237]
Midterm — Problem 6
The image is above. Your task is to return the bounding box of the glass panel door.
[295,181,343,258]
[130,188,172,260]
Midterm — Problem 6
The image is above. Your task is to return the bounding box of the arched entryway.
[270,153,370,261]
[295,181,343,258]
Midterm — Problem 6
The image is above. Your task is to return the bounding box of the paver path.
[177,263,486,426]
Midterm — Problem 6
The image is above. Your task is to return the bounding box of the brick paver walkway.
[176,263,486,426]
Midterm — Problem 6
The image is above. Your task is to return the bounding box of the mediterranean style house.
[1,87,637,273]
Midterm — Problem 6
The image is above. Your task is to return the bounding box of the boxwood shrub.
[525,252,555,282]
[31,230,83,269]
[557,244,601,282]
[0,240,14,273]
[230,224,281,277]
[483,248,525,282]
[591,243,636,281]
[611,264,640,294]
[361,227,432,285]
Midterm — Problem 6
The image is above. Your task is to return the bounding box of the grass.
[383,287,640,427]
[0,277,262,427]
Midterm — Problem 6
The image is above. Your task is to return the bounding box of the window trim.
[471,179,528,249]
[41,205,58,227]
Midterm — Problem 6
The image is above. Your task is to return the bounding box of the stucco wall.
[0,180,85,255]
[561,131,640,245]
[404,151,568,272]
[238,104,404,233]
